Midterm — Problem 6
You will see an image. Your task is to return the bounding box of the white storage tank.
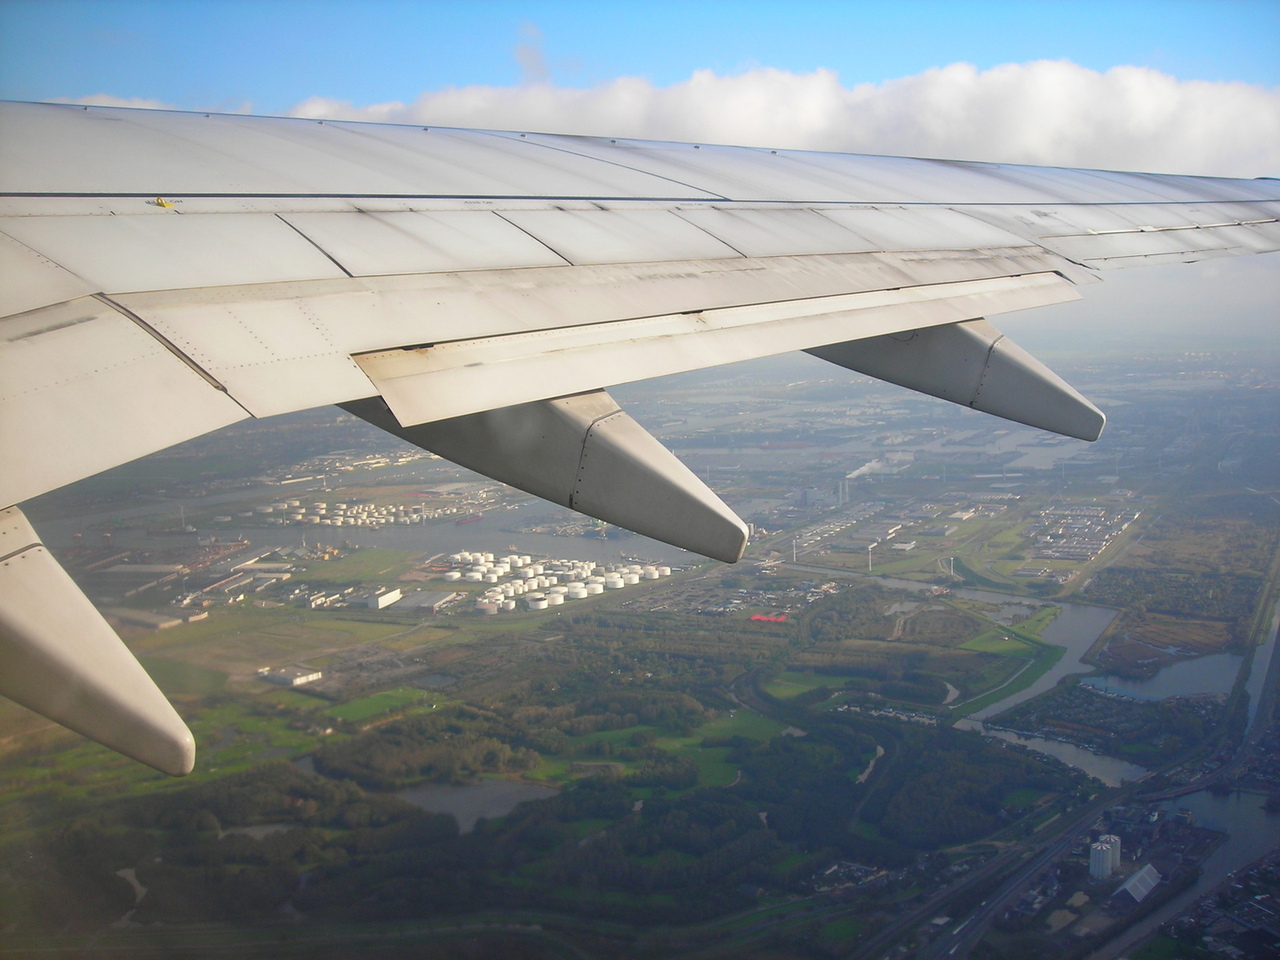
[642,567,659,579]
[658,566,671,576]
[501,599,516,612]
[567,587,588,600]
[443,571,462,581]
[546,593,564,605]
[586,583,604,595]
[622,573,640,585]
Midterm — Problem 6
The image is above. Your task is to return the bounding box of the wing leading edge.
[1,101,1277,774]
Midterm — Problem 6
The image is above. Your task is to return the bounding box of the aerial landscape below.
[2,345,1278,959]
[3,2,1280,958]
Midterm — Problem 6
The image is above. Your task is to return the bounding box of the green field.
[761,670,843,700]
[530,709,786,788]
[961,630,1036,657]
[300,549,418,585]
[327,686,432,721]
[137,657,227,697]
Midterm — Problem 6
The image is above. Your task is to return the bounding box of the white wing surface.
[1,101,1277,774]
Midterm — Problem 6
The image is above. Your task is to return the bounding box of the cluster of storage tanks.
[442,552,672,615]
[249,500,434,528]
[219,499,476,528]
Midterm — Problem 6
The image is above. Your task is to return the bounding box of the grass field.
[530,709,786,788]
[327,686,431,722]
[761,670,843,700]
[137,657,227,697]
[961,630,1036,657]
[955,644,1066,717]
[300,549,419,585]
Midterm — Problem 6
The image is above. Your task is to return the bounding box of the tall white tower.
[1099,834,1122,873]
[1089,842,1113,879]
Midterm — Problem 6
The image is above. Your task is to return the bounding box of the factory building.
[259,666,323,687]
[1111,864,1161,906]
[365,587,403,610]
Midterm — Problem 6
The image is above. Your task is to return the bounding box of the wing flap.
[356,272,1080,428]
[0,297,248,508]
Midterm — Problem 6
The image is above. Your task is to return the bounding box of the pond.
[395,779,559,833]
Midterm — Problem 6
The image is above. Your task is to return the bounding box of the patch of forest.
[1086,568,1261,640]
[1,704,1084,933]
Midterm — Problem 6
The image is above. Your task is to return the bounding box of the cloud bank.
[289,60,1280,177]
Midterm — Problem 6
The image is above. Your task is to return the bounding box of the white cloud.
[288,60,1280,177]
[52,93,176,110]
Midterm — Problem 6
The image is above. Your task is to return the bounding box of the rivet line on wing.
[90,294,249,410]
[0,542,42,564]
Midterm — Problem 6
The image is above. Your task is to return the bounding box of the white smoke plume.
[287,61,1280,177]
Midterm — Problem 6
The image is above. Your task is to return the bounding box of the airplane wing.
[1,101,1277,775]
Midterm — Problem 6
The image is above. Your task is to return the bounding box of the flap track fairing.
[807,318,1105,442]
[0,507,195,776]
[342,391,748,563]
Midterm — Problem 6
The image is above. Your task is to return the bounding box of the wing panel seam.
[91,294,249,408]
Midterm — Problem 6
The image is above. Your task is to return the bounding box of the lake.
[1081,653,1243,701]
[293,755,559,831]
[1081,598,1279,720]
[396,779,559,832]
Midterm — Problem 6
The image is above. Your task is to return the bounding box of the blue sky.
[1,0,1276,344]
[1,0,1277,113]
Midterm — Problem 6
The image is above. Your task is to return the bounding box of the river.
[954,721,1148,787]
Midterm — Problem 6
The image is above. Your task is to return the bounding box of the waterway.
[953,721,1148,787]
[1244,599,1280,725]
[873,576,1120,720]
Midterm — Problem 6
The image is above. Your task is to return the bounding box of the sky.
[1,0,1277,347]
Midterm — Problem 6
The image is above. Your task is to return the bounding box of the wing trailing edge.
[0,507,195,776]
